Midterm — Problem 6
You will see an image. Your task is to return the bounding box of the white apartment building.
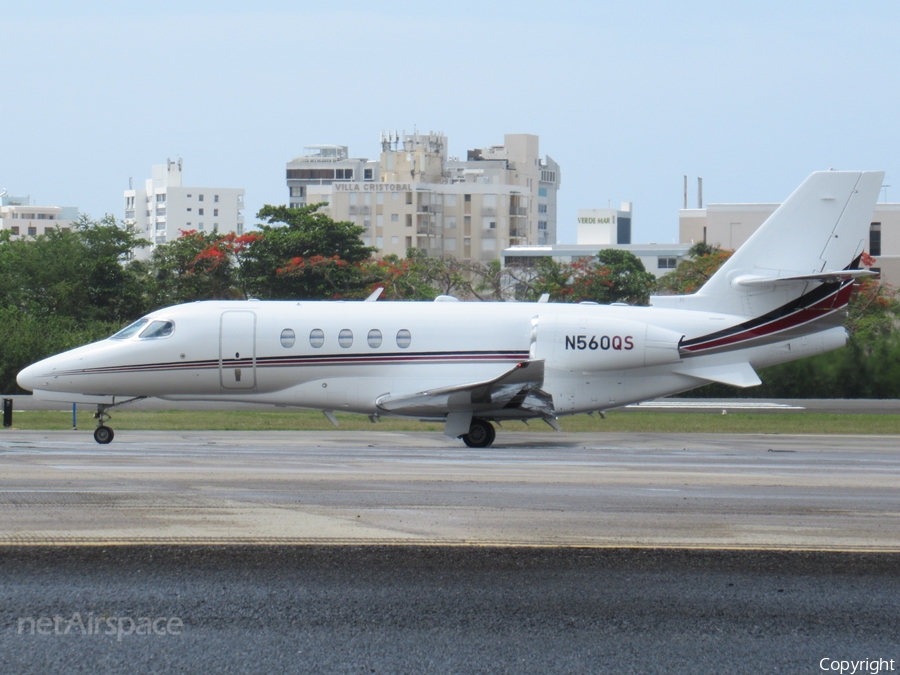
[680,201,900,286]
[0,194,79,239]
[289,132,561,261]
[576,204,633,246]
[502,200,689,278]
[124,159,245,259]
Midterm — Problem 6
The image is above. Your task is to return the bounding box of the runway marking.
[626,401,805,410]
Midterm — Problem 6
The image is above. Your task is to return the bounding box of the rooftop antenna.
[881,184,890,202]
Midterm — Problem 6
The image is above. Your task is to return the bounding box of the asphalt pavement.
[2,546,899,674]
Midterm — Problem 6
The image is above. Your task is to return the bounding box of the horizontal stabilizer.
[672,362,762,388]
[376,360,545,417]
[733,269,877,287]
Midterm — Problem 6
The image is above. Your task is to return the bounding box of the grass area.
[5,409,900,435]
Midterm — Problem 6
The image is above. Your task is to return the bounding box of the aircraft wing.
[374,360,550,421]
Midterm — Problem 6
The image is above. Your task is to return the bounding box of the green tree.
[506,257,573,302]
[240,204,375,299]
[567,249,657,304]
[507,250,656,304]
[361,250,442,300]
[0,215,149,323]
[149,230,256,305]
[655,243,733,295]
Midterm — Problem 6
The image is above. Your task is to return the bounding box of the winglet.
[365,288,384,302]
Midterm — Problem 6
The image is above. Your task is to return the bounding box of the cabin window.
[367,329,383,348]
[338,329,353,348]
[139,320,174,339]
[280,329,296,348]
[110,318,149,339]
[396,329,411,349]
[309,329,325,348]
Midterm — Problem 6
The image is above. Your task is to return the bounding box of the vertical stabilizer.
[651,171,884,317]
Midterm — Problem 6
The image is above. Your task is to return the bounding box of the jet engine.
[536,315,683,372]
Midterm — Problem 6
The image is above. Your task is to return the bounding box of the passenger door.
[220,311,256,389]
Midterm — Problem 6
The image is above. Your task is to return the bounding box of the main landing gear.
[91,397,145,444]
[460,418,496,448]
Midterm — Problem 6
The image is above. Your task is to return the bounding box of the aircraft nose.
[16,363,39,392]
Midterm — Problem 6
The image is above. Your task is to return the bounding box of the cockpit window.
[109,318,149,339]
[138,320,175,339]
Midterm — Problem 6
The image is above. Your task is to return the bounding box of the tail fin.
[652,171,884,317]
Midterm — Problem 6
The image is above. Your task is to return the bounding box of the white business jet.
[17,171,883,446]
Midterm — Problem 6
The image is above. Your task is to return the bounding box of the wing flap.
[375,360,545,417]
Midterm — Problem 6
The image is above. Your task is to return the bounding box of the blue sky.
[3,0,898,245]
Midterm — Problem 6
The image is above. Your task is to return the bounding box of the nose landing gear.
[93,406,115,444]
[91,397,145,444]
[93,423,114,444]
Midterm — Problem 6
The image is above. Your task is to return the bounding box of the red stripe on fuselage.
[682,283,852,353]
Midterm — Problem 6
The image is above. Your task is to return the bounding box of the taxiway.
[1,430,898,549]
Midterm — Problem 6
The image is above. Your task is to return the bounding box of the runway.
[1,430,899,549]
[3,430,900,672]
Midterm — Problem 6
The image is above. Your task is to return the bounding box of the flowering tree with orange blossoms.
[239,204,375,299]
[504,249,656,304]
[150,230,261,303]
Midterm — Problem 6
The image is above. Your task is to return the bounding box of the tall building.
[576,204,633,246]
[679,201,900,286]
[287,132,561,261]
[286,146,379,208]
[0,193,79,239]
[124,159,245,259]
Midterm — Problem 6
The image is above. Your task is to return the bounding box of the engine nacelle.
[536,314,683,371]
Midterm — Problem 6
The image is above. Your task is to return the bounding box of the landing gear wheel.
[93,426,114,444]
[461,418,496,448]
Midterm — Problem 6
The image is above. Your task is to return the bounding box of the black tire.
[461,419,495,448]
[94,426,114,444]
